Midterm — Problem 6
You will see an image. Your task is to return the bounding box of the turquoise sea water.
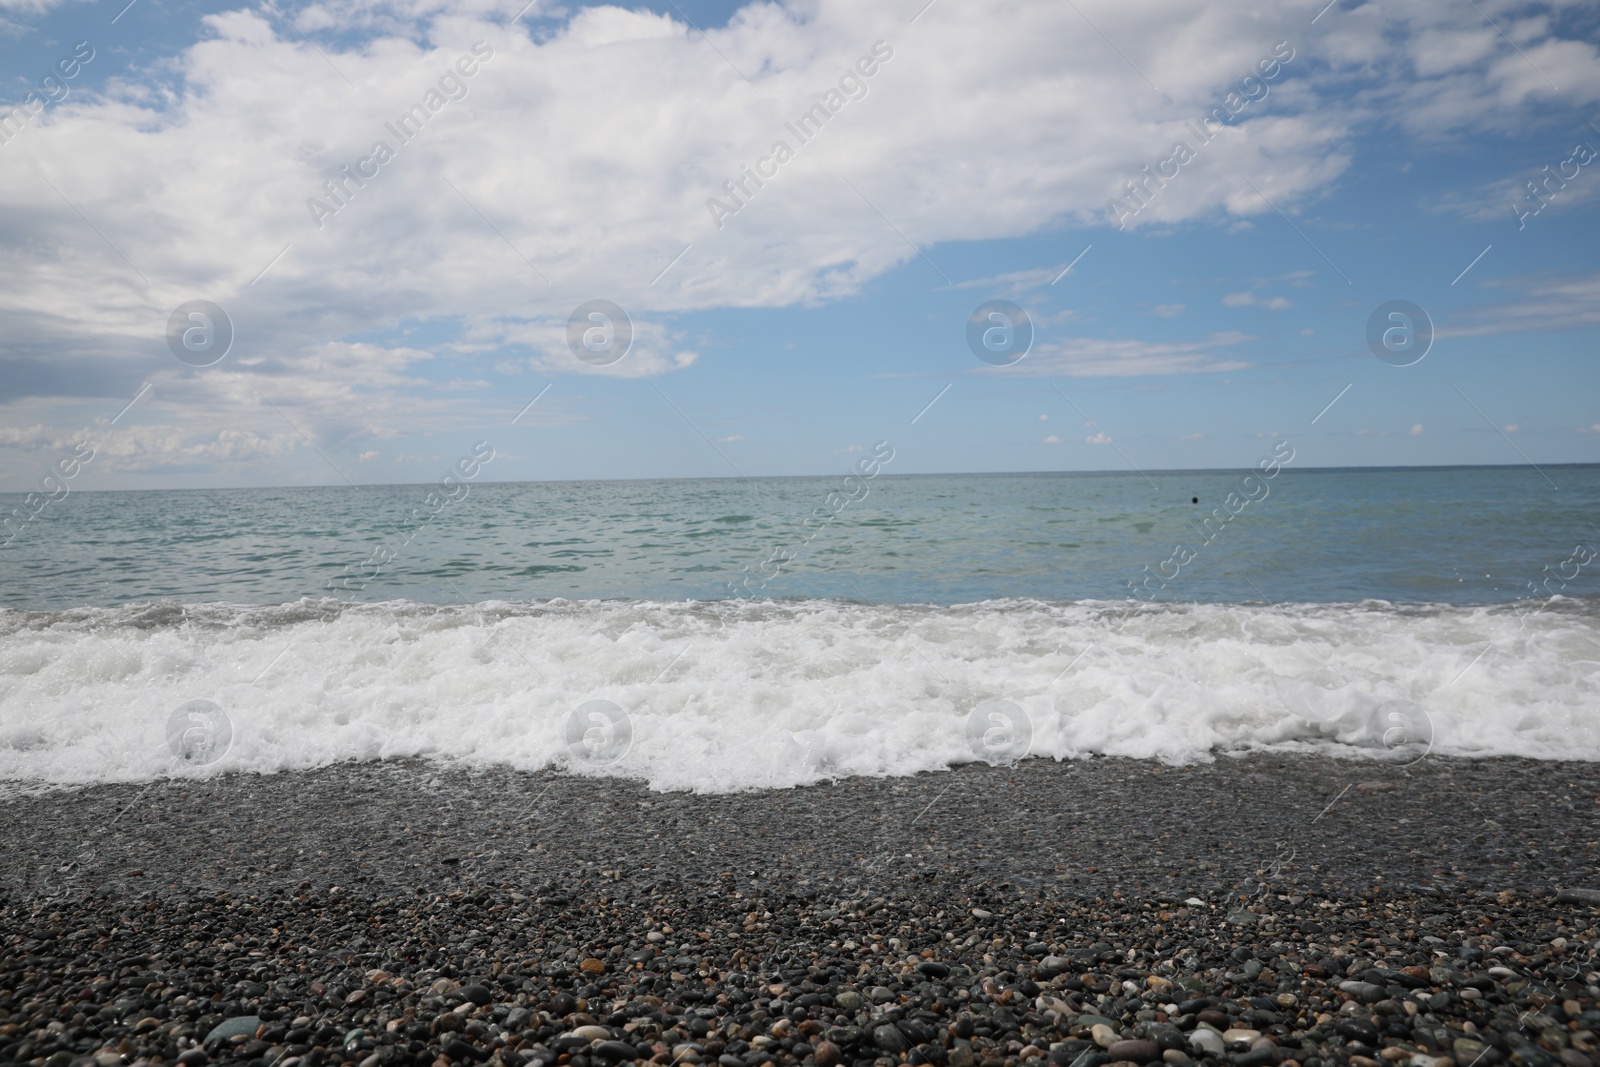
[2,464,1598,609]
[5,464,1600,790]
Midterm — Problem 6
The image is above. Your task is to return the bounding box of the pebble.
[872,1023,909,1053]
[1557,888,1600,905]
[1188,1030,1225,1056]
[1339,980,1386,1003]
[202,1016,261,1044]
[596,1040,639,1061]
[1106,1039,1161,1064]
[1090,1023,1118,1049]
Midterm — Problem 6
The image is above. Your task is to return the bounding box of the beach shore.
[4,755,1599,1067]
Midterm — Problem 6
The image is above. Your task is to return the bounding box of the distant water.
[3,465,1599,792]
[4,465,1599,607]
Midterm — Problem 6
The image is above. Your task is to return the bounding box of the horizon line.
[4,459,1596,495]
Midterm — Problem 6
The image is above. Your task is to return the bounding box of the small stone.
[1161,1053,1193,1067]
[873,1024,909,1054]
[1221,1029,1261,1045]
[580,958,607,974]
[461,985,493,1006]
[571,1025,612,1041]
[1042,956,1071,972]
[506,1008,532,1032]
[950,1045,976,1067]
[1188,1031,1224,1057]
[1091,1024,1118,1049]
[1038,994,1073,1017]
[870,986,895,1003]
[1276,994,1297,1009]
[816,1041,843,1067]
[917,961,951,979]
[596,1041,640,1062]
[176,1052,209,1067]
[1106,1040,1161,1064]
[1556,889,1600,906]
[204,1017,262,1044]
[646,931,665,942]
[1339,981,1385,1004]
[971,908,993,918]
[345,989,368,1005]
[834,991,863,1011]
[444,1038,486,1063]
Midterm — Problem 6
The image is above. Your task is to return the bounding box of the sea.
[2,464,1598,793]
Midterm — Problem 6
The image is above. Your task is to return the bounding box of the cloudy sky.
[0,0,1597,489]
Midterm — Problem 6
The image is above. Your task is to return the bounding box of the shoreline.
[4,755,1600,1067]
[5,753,1599,902]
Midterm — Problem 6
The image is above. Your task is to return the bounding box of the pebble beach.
[3,756,1599,1067]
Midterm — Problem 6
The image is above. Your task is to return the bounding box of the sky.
[0,0,1597,490]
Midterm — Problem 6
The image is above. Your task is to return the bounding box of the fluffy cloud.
[1001,332,1252,377]
[1,0,1597,478]
[1222,291,1293,309]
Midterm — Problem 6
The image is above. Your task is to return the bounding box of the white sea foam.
[1,597,1596,794]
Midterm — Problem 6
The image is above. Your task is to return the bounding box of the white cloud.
[1,0,1597,479]
[1222,291,1292,309]
[1152,304,1185,317]
[1000,331,1251,377]
[1447,271,1600,336]
[1085,431,1112,445]
[1410,423,1424,436]
[1043,434,1060,444]
[715,434,744,443]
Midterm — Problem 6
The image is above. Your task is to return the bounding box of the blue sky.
[0,0,1597,490]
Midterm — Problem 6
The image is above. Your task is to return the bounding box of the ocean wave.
[2,596,1597,793]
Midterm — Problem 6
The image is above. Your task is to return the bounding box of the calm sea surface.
[2,465,1597,609]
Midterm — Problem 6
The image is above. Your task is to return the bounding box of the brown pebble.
[1107,1040,1162,1065]
[816,1041,842,1067]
